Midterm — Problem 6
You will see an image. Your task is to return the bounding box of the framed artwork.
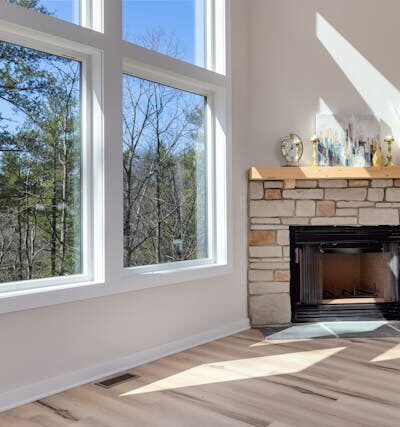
[316,114,380,166]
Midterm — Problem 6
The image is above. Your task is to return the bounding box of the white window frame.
[0,24,103,288]
[0,0,230,314]
[121,64,216,275]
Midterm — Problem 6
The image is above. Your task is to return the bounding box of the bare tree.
[123,67,206,267]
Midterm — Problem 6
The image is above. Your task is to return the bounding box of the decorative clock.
[281,134,303,166]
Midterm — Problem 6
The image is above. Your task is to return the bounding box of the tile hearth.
[262,321,400,340]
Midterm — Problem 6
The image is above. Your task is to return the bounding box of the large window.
[123,75,208,267]
[0,40,82,286]
[7,0,80,24]
[0,0,226,312]
[123,0,206,67]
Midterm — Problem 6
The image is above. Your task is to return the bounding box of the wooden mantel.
[249,166,400,181]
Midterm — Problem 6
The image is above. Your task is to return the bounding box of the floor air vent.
[95,372,139,389]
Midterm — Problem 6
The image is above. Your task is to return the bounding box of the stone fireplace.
[248,170,400,326]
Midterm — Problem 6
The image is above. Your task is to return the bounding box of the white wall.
[0,0,250,410]
[248,0,400,167]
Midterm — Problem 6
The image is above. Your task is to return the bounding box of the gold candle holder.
[384,135,395,167]
[310,135,319,167]
[293,138,301,165]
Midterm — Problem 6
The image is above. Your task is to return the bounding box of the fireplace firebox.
[290,226,400,322]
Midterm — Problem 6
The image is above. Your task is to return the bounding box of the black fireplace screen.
[290,226,400,306]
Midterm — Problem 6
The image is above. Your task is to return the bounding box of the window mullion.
[206,0,216,71]
[80,0,90,29]
[91,0,104,33]
[214,0,226,75]
[103,0,122,40]
[102,0,124,282]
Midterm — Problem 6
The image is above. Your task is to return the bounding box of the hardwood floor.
[3,328,400,426]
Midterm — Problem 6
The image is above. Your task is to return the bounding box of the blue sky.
[123,0,204,66]
[39,0,204,65]
[39,0,79,23]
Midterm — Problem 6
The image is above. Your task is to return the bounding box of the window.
[0,0,226,312]
[7,0,81,24]
[0,40,83,287]
[123,75,208,267]
[123,0,206,67]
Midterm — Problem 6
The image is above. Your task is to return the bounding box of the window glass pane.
[7,0,80,24]
[123,0,206,67]
[123,74,208,267]
[0,40,82,284]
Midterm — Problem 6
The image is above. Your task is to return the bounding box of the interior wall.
[0,0,250,409]
[322,254,361,297]
[247,0,400,167]
[360,253,390,298]
[322,253,387,298]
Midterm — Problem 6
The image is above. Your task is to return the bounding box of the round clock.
[281,134,303,166]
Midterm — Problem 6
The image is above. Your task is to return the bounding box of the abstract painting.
[316,114,380,166]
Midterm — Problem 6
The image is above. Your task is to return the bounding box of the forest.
[0,0,207,284]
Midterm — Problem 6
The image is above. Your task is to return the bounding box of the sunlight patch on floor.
[249,339,313,347]
[120,347,345,396]
[371,343,400,362]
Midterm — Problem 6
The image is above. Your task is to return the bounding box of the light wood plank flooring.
[3,328,400,426]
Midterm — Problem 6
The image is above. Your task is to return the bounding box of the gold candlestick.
[310,135,319,167]
[384,135,395,167]
[293,138,301,165]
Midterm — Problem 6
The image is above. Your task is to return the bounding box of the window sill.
[121,261,231,290]
[0,262,231,315]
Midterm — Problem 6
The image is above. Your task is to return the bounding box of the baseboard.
[0,318,250,413]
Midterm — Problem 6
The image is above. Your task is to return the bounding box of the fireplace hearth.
[290,226,400,322]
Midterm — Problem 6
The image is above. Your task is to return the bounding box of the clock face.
[281,134,303,164]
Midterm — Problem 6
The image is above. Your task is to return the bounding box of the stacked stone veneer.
[248,178,400,326]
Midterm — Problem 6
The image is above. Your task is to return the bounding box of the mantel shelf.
[249,166,400,181]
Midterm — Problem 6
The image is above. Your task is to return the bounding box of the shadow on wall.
[248,0,400,166]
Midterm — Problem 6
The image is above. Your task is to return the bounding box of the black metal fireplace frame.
[290,225,400,322]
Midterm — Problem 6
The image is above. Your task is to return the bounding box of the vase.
[372,145,385,167]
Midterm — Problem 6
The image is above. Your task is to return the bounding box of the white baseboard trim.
[0,318,250,413]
